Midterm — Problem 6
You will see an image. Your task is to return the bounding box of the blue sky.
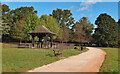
[2,2,118,28]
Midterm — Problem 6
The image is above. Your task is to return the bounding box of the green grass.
[2,43,88,72]
[96,47,118,72]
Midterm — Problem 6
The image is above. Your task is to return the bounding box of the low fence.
[2,42,75,49]
[54,43,74,50]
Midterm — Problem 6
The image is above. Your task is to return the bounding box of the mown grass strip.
[96,47,118,72]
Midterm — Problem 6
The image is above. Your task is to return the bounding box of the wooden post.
[39,36,41,48]
[32,35,35,48]
[50,36,53,48]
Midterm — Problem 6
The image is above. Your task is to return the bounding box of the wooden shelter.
[29,25,55,48]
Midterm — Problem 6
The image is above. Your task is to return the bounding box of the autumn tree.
[93,13,118,47]
[72,22,86,42]
[79,17,94,42]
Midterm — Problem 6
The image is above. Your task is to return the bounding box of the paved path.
[28,47,106,72]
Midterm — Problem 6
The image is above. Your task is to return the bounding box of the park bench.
[81,46,86,50]
[53,49,62,56]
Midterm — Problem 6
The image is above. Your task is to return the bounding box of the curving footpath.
[28,47,106,72]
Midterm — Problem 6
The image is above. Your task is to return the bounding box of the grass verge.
[96,47,118,72]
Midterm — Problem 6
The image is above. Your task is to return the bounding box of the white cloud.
[70,6,75,9]
[89,14,93,17]
[77,0,102,12]
[77,6,88,11]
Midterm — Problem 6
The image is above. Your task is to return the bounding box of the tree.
[79,17,94,42]
[1,4,40,42]
[10,6,37,23]
[1,4,11,35]
[93,13,118,47]
[39,15,63,40]
[1,3,12,41]
[11,20,26,42]
[69,29,74,42]
[72,22,86,42]
[50,8,74,28]
[50,8,74,42]
[71,17,94,43]
[118,19,120,47]
[8,6,39,41]
[24,13,40,41]
[61,26,69,42]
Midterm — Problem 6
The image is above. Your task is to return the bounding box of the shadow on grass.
[46,54,55,57]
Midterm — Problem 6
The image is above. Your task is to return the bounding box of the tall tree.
[1,3,12,41]
[24,13,40,41]
[9,6,38,41]
[61,26,69,42]
[50,8,74,42]
[79,17,94,42]
[72,22,86,42]
[1,4,11,35]
[50,8,74,28]
[93,13,118,47]
[118,19,120,47]
[10,6,37,23]
[40,15,63,40]
[11,20,26,42]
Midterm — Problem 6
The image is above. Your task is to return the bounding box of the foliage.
[24,14,40,41]
[61,26,69,42]
[10,6,37,23]
[79,17,94,41]
[72,17,94,43]
[69,29,74,42]
[93,13,118,47]
[72,22,86,42]
[50,8,74,42]
[1,4,40,42]
[1,4,11,36]
[11,20,26,41]
[40,15,63,40]
[118,19,120,46]
[9,6,39,41]
[50,8,74,28]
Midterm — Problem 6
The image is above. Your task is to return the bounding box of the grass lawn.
[2,43,88,72]
[96,47,118,72]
